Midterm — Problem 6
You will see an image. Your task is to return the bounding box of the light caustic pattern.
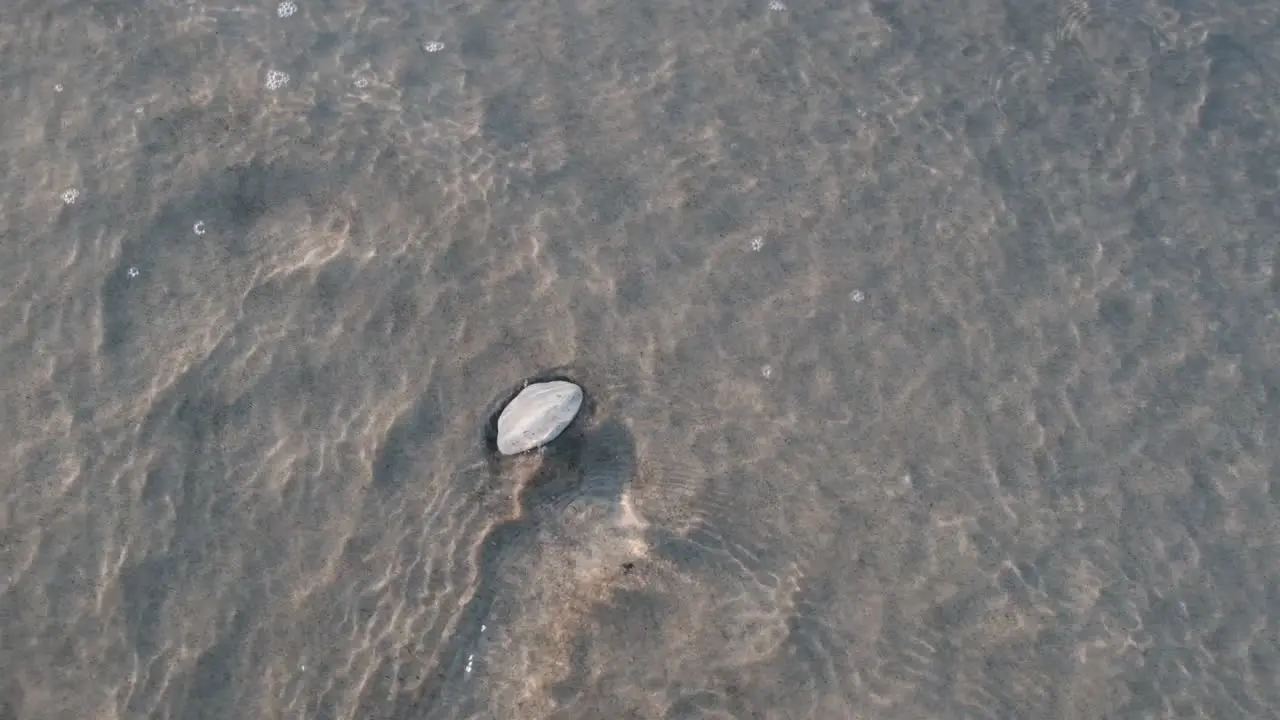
[264,70,289,90]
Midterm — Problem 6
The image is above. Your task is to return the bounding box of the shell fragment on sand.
[496,380,584,455]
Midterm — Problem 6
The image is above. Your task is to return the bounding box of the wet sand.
[2,0,1279,717]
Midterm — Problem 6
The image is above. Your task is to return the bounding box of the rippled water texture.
[2,0,1279,717]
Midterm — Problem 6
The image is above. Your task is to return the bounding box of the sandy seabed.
[2,0,1279,717]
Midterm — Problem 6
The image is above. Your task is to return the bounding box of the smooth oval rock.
[496,380,584,456]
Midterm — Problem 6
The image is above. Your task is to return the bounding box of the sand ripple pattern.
[2,0,1280,718]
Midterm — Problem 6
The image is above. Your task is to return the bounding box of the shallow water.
[2,0,1279,717]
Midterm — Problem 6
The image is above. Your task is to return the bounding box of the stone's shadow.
[478,366,605,512]
[386,368,637,719]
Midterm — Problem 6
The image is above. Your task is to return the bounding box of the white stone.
[496,381,583,455]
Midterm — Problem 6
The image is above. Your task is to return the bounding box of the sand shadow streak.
[385,369,637,719]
